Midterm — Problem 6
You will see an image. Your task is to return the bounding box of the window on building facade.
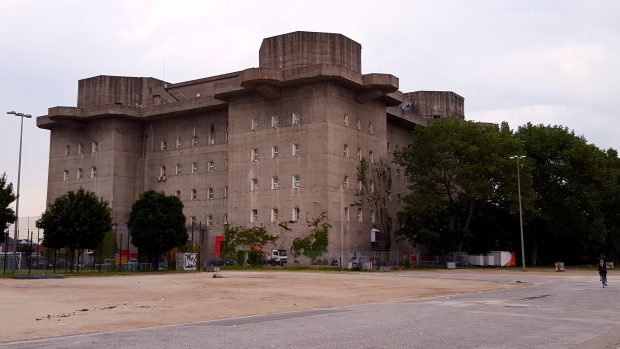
[357,179,362,192]
[344,207,350,222]
[208,187,214,200]
[225,131,228,143]
[224,158,228,171]
[190,216,196,227]
[369,151,374,164]
[251,209,258,222]
[92,141,98,154]
[356,119,361,131]
[369,180,374,193]
[207,215,213,226]
[192,127,199,147]
[65,145,70,156]
[272,145,279,158]
[272,176,280,190]
[251,178,258,192]
[90,167,97,178]
[78,143,83,155]
[292,175,301,189]
[369,122,374,135]
[371,210,376,224]
[208,161,214,173]
[191,189,197,201]
[251,148,259,161]
[175,190,181,197]
[343,176,349,190]
[344,144,349,157]
[160,166,166,178]
[357,208,363,222]
[209,124,215,145]
[223,213,228,224]
[176,164,181,175]
[176,137,182,149]
[344,114,349,127]
[292,207,300,222]
[77,168,82,180]
[224,186,228,198]
[271,208,279,222]
[272,115,280,128]
[192,162,198,174]
[160,140,167,151]
[251,118,259,131]
[293,143,301,157]
[292,112,301,126]
[63,170,69,181]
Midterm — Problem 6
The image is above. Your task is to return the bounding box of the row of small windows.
[251,113,302,131]
[250,175,302,191]
[64,142,98,156]
[251,207,301,223]
[343,114,374,135]
[343,145,375,162]
[188,214,218,227]
[64,167,96,180]
[250,143,301,161]
[159,126,222,151]
[158,160,224,179]
[249,207,377,224]
[174,186,225,201]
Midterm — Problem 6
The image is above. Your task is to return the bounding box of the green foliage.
[0,173,16,242]
[37,188,112,251]
[292,211,330,263]
[516,123,617,264]
[394,118,529,255]
[127,191,187,266]
[394,118,620,264]
[221,224,278,264]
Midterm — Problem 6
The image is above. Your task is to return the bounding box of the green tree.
[0,173,16,243]
[291,211,330,263]
[127,191,188,267]
[222,225,278,266]
[394,119,532,255]
[37,188,112,270]
[516,123,611,264]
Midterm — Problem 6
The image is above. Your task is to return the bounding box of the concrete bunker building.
[37,31,464,264]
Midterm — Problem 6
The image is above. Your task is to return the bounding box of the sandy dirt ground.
[0,269,539,343]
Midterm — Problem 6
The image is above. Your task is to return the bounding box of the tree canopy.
[37,188,112,269]
[394,118,620,264]
[394,118,531,255]
[0,173,16,243]
[222,224,278,265]
[127,190,187,266]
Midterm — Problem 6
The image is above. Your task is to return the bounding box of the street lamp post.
[6,111,32,273]
[509,155,526,272]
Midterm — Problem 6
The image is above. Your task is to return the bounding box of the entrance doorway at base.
[215,236,224,258]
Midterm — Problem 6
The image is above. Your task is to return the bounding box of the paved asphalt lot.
[3,272,618,349]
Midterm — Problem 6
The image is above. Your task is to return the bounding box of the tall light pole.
[509,155,526,272]
[6,111,32,273]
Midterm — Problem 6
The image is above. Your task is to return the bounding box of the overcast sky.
[1,0,619,218]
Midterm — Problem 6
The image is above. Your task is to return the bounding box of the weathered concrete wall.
[259,31,362,73]
[77,76,165,109]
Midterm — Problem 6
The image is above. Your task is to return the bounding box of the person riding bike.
[598,259,608,287]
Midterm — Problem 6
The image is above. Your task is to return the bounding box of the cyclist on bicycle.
[598,259,608,287]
